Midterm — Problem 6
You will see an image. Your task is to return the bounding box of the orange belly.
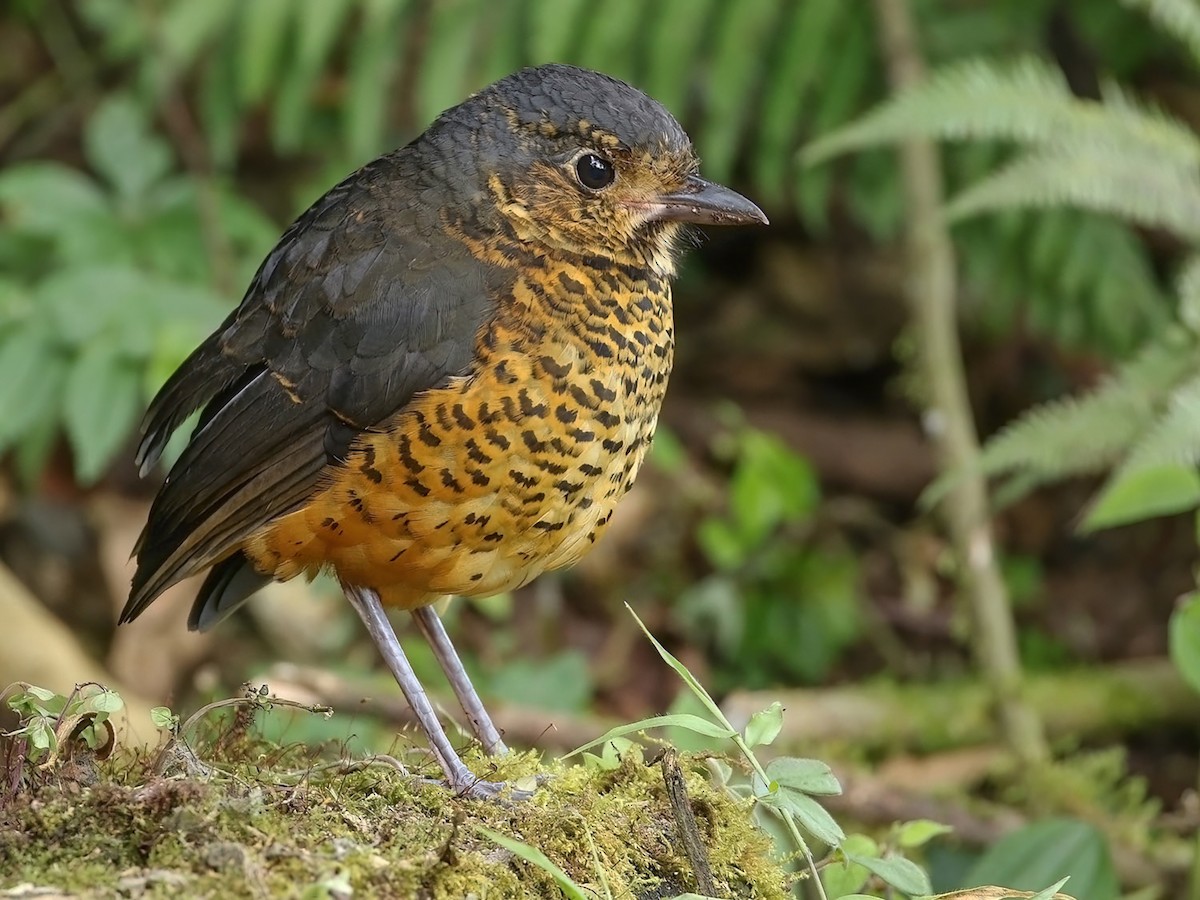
[241,343,660,609]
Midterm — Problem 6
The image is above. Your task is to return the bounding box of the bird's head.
[422,64,767,274]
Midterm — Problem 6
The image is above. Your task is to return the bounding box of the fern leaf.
[272,0,355,150]
[572,0,645,83]
[236,0,295,107]
[754,0,848,198]
[1176,253,1200,333]
[700,0,787,182]
[976,329,1200,482]
[641,0,717,118]
[802,56,1200,171]
[794,7,874,231]
[1123,0,1200,68]
[1119,372,1200,471]
[417,0,491,128]
[943,145,1200,241]
[343,0,407,161]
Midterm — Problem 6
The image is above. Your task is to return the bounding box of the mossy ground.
[1,734,791,899]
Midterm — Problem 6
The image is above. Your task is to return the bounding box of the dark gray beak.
[644,175,769,227]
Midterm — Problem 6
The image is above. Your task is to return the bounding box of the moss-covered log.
[1,746,790,899]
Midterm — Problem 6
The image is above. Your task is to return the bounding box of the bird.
[120,63,767,799]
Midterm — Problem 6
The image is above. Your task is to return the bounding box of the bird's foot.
[438,767,549,801]
[454,777,534,801]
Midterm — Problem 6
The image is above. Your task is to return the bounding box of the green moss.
[1,744,789,899]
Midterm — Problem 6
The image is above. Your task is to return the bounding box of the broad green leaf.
[37,265,152,348]
[821,834,876,898]
[765,756,842,796]
[476,827,587,900]
[848,853,932,896]
[0,328,55,451]
[964,819,1116,900]
[85,95,172,203]
[20,686,60,704]
[22,718,54,752]
[731,431,820,542]
[63,345,143,485]
[0,163,108,236]
[1082,462,1200,531]
[895,818,954,848]
[760,789,843,846]
[743,701,783,747]
[1169,592,1200,693]
[564,713,734,758]
[83,690,124,716]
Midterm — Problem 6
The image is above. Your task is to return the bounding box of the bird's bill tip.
[639,175,769,227]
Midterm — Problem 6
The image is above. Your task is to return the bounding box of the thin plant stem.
[871,0,1049,766]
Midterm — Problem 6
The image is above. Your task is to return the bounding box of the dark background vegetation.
[2,0,1200,897]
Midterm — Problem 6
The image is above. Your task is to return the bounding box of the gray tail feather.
[188,552,270,632]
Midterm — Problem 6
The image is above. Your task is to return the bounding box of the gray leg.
[341,582,526,800]
[411,604,508,756]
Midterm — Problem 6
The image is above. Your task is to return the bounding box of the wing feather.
[121,151,500,623]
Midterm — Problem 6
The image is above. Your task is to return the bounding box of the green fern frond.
[975,329,1200,483]
[802,56,1200,170]
[944,145,1200,241]
[1177,253,1200,333]
[1118,373,1200,472]
[1123,0,1200,67]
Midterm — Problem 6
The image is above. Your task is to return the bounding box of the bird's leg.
[341,582,528,800]
[410,604,509,755]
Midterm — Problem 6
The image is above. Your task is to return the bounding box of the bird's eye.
[575,153,615,191]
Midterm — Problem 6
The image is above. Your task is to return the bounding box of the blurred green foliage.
[681,427,863,689]
[963,819,1117,900]
[0,92,274,483]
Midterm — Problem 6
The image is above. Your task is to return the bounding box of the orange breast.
[242,256,674,609]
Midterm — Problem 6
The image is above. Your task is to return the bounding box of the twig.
[152,688,332,776]
[870,0,1048,766]
[722,658,1198,754]
[659,748,717,896]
